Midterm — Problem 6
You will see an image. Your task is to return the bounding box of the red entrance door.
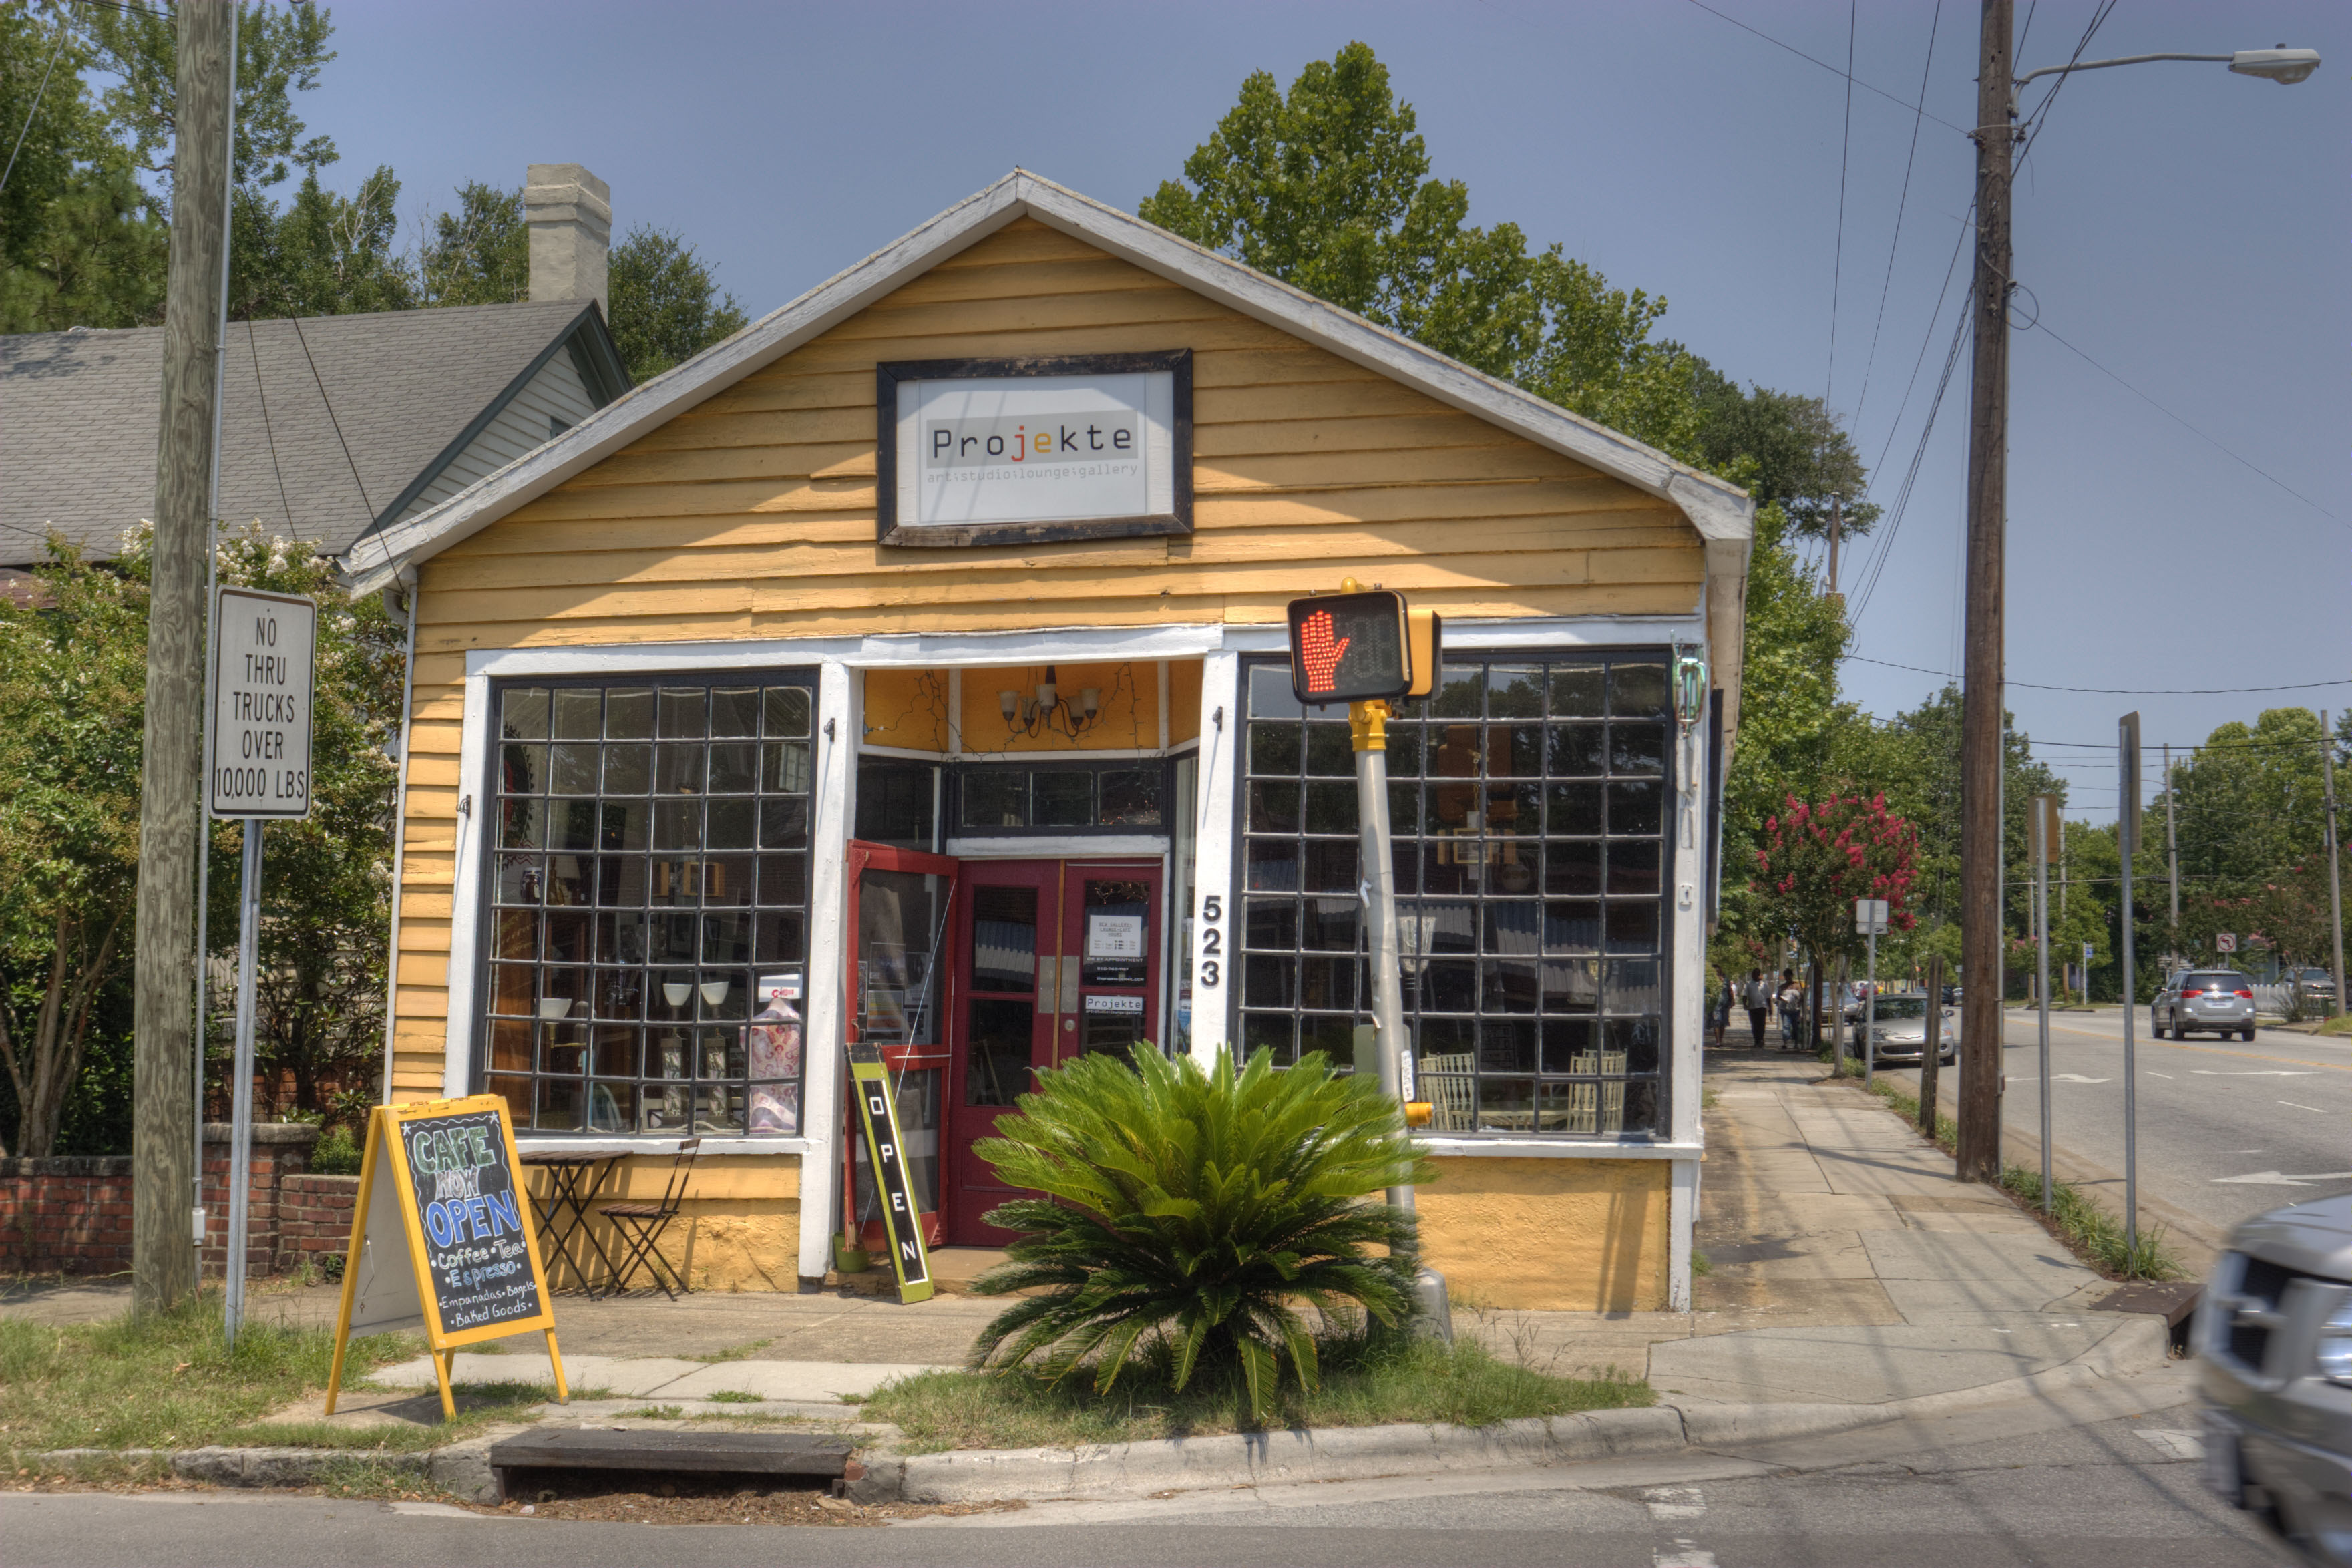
[939,859,1162,1247]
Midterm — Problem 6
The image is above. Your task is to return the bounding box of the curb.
[24,1434,510,1504]
[850,1315,2176,1505]
[26,1318,2174,1509]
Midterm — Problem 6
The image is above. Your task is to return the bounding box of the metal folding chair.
[593,1138,700,1300]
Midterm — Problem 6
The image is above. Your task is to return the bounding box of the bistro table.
[519,1151,620,1294]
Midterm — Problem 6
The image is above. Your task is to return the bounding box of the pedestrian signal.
[1287,590,1412,705]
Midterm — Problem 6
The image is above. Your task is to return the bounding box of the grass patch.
[0,1298,418,1458]
[691,1338,775,1364]
[704,1389,763,1404]
[862,1332,1651,1454]
[1854,1076,2182,1281]
[616,1404,687,1420]
[1690,1250,1712,1278]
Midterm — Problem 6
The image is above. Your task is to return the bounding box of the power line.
[1850,0,1942,436]
[1678,0,1972,135]
[2029,319,2341,526]
[1825,0,1858,407]
[1844,654,2352,696]
[1848,273,1971,622]
[288,315,376,523]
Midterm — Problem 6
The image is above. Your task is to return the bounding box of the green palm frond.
[968,1045,1434,1424]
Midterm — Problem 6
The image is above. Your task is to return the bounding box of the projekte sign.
[208,586,315,819]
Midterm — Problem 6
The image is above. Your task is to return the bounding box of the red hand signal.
[1299,609,1350,694]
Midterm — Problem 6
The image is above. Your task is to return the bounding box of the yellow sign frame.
[323,1095,567,1420]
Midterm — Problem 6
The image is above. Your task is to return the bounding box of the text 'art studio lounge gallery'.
[343,170,1752,1312]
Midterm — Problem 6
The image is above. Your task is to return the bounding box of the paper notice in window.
[1087,913,1144,960]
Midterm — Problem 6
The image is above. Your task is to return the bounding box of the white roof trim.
[341,170,1751,598]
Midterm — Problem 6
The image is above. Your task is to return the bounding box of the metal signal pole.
[1955,0,2015,1186]
[2324,711,2345,1018]
[134,0,236,1314]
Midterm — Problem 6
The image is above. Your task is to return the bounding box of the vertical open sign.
[208,586,316,819]
[847,1041,934,1302]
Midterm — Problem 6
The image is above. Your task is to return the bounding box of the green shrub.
[310,1125,362,1175]
[970,1046,1434,1424]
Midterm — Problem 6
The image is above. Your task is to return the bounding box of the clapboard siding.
[385,218,1702,1092]
[397,347,600,522]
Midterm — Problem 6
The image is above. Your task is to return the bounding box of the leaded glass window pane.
[483,674,819,1135]
[1236,652,1672,1137]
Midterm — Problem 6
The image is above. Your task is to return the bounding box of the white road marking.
[2212,1169,2352,1186]
[2280,1102,2331,1114]
[1655,1543,1718,1568]
[1643,1485,1706,1520]
[2146,1071,2174,1079]
[2136,1429,2205,1461]
[2192,1070,2315,1076]
[386,1502,484,1518]
[2050,1074,2110,1083]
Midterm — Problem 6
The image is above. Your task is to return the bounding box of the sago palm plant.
[968,1044,1434,1423]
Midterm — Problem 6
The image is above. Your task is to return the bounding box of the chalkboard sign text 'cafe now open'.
[340,172,1750,1312]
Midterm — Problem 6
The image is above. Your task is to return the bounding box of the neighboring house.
[342,169,1753,1314]
[0,164,628,582]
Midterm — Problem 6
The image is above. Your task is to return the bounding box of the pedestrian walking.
[1777,970,1802,1051]
[1742,968,1771,1050]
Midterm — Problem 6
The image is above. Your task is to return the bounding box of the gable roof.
[339,170,1750,597]
[2,299,628,564]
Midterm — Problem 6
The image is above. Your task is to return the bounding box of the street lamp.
[1951,9,2318,1185]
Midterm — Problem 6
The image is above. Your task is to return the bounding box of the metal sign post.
[208,586,316,1347]
[2032,795,2058,1216]
[2118,712,2142,1259]
[1854,900,1888,1085]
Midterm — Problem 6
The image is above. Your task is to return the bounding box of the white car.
[1863,992,1957,1065]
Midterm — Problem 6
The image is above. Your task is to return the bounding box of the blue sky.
[290,0,2347,820]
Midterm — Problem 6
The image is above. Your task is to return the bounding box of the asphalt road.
[0,1405,2294,1567]
[1865,1006,2350,1241]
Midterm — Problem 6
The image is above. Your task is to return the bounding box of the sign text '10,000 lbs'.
[209,586,316,819]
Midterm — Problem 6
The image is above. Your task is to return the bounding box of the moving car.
[2196,1193,2352,1566]
[1861,992,1956,1065]
[2156,969,2258,1040]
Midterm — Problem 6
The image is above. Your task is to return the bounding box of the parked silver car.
[2196,1193,2352,1565]
[2156,969,2258,1040]
[1862,992,1956,1065]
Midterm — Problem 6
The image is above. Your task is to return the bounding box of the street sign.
[323,1095,566,1420]
[2216,933,2237,953]
[1286,590,1411,705]
[208,586,315,819]
[2118,711,2141,855]
[1854,898,1889,936]
[2033,795,2062,863]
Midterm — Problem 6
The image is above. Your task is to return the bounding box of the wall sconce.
[998,665,1102,739]
[1671,643,1708,731]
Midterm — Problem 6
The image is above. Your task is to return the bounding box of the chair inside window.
[1560,1050,1630,1135]
[593,1137,700,1300]
[1420,1052,1475,1132]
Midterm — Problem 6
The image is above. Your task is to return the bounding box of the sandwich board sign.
[847,1041,934,1303]
[324,1095,567,1420]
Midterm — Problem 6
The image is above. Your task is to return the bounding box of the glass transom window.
[481,676,818,1135]
[1237,654,1672,1137]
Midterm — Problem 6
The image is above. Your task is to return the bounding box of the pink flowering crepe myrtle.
[1752,793,1922,1020]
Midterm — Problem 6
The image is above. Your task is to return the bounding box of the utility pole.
[1826,496,1842,599]
[133,0,236,1315]
[1955,0,2014,1186]
[2324,711,2345,1018]
[2164,743,2179,944]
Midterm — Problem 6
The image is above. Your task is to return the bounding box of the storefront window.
[482,675,819,1135]
[952,763,1165,833]
[1237,654,1672,1137]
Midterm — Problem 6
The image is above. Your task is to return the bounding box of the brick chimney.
[524,163,611,315]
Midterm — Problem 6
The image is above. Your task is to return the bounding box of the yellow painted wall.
[525,1155,803,1294]
[1417,1157,1670,1312]
[387,215,1702,1099]
[862,668,950,752]
[1169,660,1202,745]
[958,658,1157,756]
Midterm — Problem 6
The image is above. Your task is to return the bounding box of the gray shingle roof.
[1,299,618,562]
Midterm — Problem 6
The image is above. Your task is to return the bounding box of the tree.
[1689,368,1879,544]
[608,224,747,381]
[1141,41,1700,457]
[228,164,414,319]
[0,538,148,1156]
[417,180,527,307]
[1750,792,1920,1038]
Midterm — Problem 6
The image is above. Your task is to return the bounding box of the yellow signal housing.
[1405,610,1442,699]
[1403,1101,1434,1128]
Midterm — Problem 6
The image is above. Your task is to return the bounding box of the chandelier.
[998,666,1101,739]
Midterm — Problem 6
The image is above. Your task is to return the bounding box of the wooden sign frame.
[324,1095,567,1420]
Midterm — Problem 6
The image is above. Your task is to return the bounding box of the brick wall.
[0,1125,359,1280]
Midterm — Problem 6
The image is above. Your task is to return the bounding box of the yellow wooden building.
[342,172,1752,1312]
